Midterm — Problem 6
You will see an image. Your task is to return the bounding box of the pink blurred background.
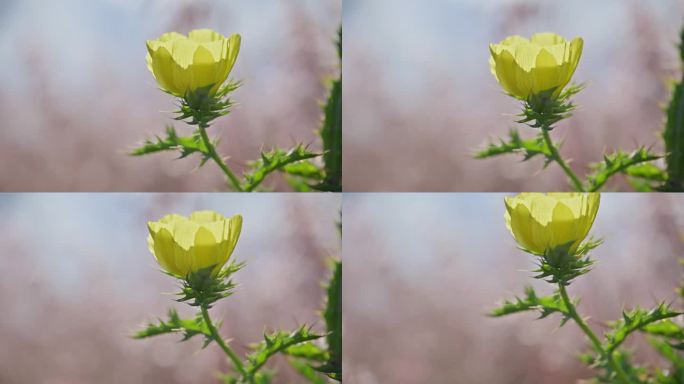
[0,193,340,383]
[344,0,684,191]
[344,193,684,383]
[0,0,340,191]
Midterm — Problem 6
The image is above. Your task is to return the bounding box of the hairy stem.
[558,285,633,384]
[198,123,243,192]
[541,128,585,191]
[200,304,248,379]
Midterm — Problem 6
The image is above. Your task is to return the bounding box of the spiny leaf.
[288,359,328,384]
[318,259,342,380]
[132,308,211,343]
[587,147,661,191]
[130,125,211,162]
[241,144,321,192]
[604,303,681,353]
[663,22,684,191]
[244,325,325,379]
[475,128,552,160]
[490,285,572,325]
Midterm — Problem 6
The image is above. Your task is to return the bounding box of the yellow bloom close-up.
[504,193,600,255]
[146,29,241,98]
[147,210,243,278]
[489,32,583,100]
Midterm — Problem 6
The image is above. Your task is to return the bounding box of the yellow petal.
[190,226,220,272]
[189,29,224,43]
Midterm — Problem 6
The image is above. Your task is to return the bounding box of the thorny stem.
[197,123,244,191]
[558,285,633,384]
[200,304,248,380]
[541,128,585,191]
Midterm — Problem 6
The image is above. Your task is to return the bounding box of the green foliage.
[604,303,680,353]
[132,308,211,346]
[490,285,572,325]
[475,128,552,162]
[318,64,342,191]
[663,23,684,191]
[587,147,661,192]
[241,145,321,192]
[241,326,325,381]
[320,259,342,380]
[130,125,213,165]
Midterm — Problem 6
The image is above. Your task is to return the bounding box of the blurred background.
[344,0,684,191]
[0,193,340,383]
[344,193,684,383]
[0,0,340,191]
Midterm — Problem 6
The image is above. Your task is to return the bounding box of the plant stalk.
[541,128,585,191]
[198,123,244,191]
[558,285,633,384]
[200,304,248,379]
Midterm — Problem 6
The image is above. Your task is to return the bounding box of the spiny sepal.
[175,80,241,128]
[176,261,245,308]
[489,285,573,326]
[529,238,602,286]
[518,84,584,130]
[132,308,212,346]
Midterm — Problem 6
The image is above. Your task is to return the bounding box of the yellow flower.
[147,210,242,278]
[489,32,583,100]
[146,29,241,98]
[504,193,600,255]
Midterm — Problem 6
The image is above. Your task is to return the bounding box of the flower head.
[147,210,242,278]
[489,32,583,100]
[146,29,241,98]
[504,193,600,255]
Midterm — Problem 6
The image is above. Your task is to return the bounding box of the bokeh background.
[0,0,340,191]
[0,193,340,383]
[344,0,684,191]
[344,193,684,383]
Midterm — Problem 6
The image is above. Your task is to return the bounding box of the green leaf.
[663,23,684,190]
[490,286,572,325]
[314,26,342,192]
[587,147,661,191]
[132,308,211,344]
[475,128,552,161]
[130,125,211,163]
[241,145,321,192]
[288,359,328,384]
[243,326,325,380]
[318,259,342,380]
[604,303,681,353]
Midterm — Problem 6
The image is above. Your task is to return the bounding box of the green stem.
[200,304,248,379]
[198,123,244,192]
[541,128,585,191]
[558,285,633,384]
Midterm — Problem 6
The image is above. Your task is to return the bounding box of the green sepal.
[176,262,245,309]
[518,84,584,130]
[529,238,602,286]
[175,80,241,128]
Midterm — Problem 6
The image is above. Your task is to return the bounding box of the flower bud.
[489,33,583,100]
[146,29,241,98]
[147,210,242,278]
[504,193,599,255]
